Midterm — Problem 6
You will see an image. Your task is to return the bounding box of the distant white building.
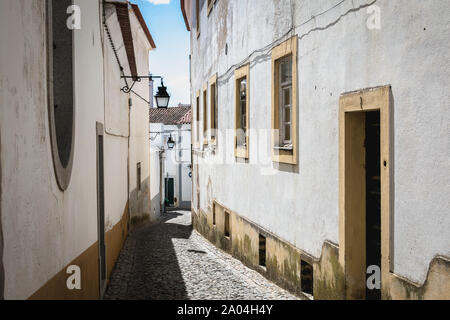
[150,105,192,213]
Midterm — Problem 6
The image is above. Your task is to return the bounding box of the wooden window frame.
[209,74,218,144]
[202,84,208,146]
[271,36,298,165]
[234,64,250,159]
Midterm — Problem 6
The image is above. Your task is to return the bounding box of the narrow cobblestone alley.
[104,211,300,300]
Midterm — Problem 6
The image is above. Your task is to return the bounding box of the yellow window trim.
[271,36,298,165]
[209,73,218,144]
[234,64,250,159]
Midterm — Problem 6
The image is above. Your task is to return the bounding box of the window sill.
[274,146,293,151]
[272,146,296,165]
[235,145,248,159]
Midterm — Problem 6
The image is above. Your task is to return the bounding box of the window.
[259,234,266,267]
[203,85,208,145]
[207,0,217,16]
[271,37,298,164]
[234,65,250,159]
[195,91,200,148]
[224,211,230,238]
[279,56,293,147]
[196,0,200,38]
[210,74,218,143]
[137,162,141,191]
[47,0,75,190]
[301,259,314,297]
[212,202,216,225]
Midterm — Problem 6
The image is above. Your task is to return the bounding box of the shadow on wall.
[104,212,192,300]
[129,176,151,227]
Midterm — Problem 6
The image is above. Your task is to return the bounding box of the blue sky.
[131,0,190,107]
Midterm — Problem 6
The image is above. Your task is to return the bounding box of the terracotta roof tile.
[115,2,137,79]
[149,106,191,124]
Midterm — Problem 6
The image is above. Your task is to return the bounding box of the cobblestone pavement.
[105,210,300,300]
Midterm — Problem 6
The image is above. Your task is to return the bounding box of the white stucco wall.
[190,0,450,285]
[0,0,104,299]
[103,5,131,232]
[128,10,152,221]
[0,0,153,298]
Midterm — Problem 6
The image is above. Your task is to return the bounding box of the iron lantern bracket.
[120,75,164,93]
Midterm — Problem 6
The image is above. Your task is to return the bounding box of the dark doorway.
[165,178,174,206]
[365,111,381,300]
[96,123,107,298]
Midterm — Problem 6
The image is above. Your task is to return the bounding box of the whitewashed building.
[150,105,192,213]
[181,0,450,299]
[0,0,155,299]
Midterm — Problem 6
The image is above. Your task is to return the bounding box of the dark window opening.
[137,163,141,191]
[50,0,74,168]
[259,234,266,267]
[301,260,314,296]
[213,203,216,225]
[237,77,247,147]
[47,0,75,190]
[224,211,230,238]
[211,82,218,139]
[203,90,207,143]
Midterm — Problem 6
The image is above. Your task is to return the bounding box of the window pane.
[240,79,247,99]
[238,77,247,146]
[280,56,292,84]
[284,124,291,141]
[278,55,293,147]
[239,78,246,132]
[284,107,291,123]
[283,87,291,105]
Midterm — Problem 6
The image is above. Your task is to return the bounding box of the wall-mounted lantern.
[167,135,176,150]
[155,79,170,108]
[121,74,170,108]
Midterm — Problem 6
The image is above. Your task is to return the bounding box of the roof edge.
[131,4,156,49]
[181,0,191,31]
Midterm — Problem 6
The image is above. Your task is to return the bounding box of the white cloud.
[146,0,171,4]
